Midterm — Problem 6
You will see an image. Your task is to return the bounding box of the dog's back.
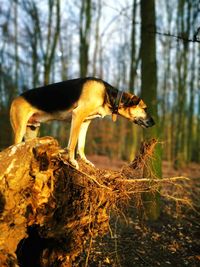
[20,78,87,113]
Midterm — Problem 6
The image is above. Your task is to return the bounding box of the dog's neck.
[112,90,124,114]
[104,83,142,122]
[104,87,121,112]
[106,90,141,122]
[105,87,131,121]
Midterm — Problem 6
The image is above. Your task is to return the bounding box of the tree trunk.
[124,0,138,162]
[173,0,190,168]
[79,0,92,77]
[140,0,162,220]
[92,0,101,77]
[196,50,200,162]
[43,0,60,85]
[187,42,195,162]
[14,0,19,93]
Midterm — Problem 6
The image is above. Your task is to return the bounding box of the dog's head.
[118,94,155,128]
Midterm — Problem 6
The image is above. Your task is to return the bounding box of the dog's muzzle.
[134,117,155,128]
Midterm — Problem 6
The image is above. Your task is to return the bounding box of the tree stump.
[0,137,158,267]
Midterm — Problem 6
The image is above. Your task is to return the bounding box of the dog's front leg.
[77,120,94,167]
[67,107,88,169]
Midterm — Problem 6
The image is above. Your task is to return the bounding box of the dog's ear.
[138,99,147,108]
[131,95,140,105]
[122,93,141,107]
[125,95,140,107]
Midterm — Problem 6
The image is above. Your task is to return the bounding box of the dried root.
[0,137,194,266]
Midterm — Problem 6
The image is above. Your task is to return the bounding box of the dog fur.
[10,77,155,168]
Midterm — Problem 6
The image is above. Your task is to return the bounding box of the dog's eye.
[144,108,147,112]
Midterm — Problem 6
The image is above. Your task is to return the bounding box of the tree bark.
[140,0,162,220]
[79,0,92,77]
[92,0,101,77]
[14,0,19,93]
[124,0,139,162]
[174,1,188,168]
[44,0,60,85]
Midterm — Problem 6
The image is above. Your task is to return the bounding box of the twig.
[74,167,112,190]
[59,155,112,190]
[114,218,122,267]
[117,176,190,183]
[153,30,200,43]
[161,194,191,204]
[85,236,93,267]
[133,250,151,266]
[161,193,200,214]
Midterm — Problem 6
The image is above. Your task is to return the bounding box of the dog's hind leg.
[10,97,35,144]
[77,120,94,166]
[11,115,34,144]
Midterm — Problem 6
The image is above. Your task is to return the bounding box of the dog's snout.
[147,117,155,127]
[133,116,155,128]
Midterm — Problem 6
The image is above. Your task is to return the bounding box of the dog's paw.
[68,158,79,169]
[84,159,95,167]
[80,156,95,167]
[59,152,79,169]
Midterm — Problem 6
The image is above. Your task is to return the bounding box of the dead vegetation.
[0,137,197,267]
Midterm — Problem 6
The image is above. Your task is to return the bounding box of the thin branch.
[154,30,200,43]
[117,176,190,183]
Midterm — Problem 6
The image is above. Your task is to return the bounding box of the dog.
[10,77,155,169]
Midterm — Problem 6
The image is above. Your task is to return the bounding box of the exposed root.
[0,137,195,266]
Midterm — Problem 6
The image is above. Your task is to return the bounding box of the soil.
[85,155,200,267]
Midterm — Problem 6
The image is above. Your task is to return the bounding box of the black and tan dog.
[10,77,155,168]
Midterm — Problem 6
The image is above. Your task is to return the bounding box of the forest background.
[0,0,199,171]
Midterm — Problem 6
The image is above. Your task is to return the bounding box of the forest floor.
[85,156,200,267]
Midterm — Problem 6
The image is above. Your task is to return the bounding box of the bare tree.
[92,0,102,77]
[44,0,60,85]
[140,0,162,220]
[22,0,40,87]
[79,0,92,77]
